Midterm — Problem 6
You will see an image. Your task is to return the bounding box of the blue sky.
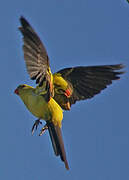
[0,0,129,179]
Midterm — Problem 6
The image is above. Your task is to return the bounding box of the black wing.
[57,64,125,106]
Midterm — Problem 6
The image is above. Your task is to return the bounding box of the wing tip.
[111,64,126,73]
[19,16,30,28]
[116,63,125,69]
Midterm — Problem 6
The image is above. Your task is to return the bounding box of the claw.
[39,124,48,136]
[31,119,42,135]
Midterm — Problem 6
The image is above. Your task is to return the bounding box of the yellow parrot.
[14,17,69,170]
[14,16,124,170]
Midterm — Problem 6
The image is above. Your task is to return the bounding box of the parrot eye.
[19,84,26,89]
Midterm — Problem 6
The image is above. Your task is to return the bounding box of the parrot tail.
[47,121,69,170]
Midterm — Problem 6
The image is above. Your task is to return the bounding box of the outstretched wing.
[56,64,124,107]
[19,16,53,98]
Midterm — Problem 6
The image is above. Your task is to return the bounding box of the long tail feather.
[47,121,69,170]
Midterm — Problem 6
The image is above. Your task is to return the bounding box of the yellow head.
[14,84,33,96]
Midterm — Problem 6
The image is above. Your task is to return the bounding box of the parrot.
[14,16,124,170]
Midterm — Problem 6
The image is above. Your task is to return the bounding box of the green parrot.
[15,16,124,170]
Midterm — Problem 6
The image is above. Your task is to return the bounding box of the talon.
[31,119,42,135]
[39,124,48,136]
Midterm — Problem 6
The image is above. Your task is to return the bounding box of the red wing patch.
[64,89,71,97]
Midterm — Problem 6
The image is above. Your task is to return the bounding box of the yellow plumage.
[18,85,63,127]
[53,73,68,91]
[15,84,69,169]
[15,16,124,171]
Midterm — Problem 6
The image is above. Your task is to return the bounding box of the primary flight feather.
[15,16,124,170]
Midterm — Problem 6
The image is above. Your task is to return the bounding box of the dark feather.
[47,121,69,170]
[56,64,125,107]
[19,16,51,88]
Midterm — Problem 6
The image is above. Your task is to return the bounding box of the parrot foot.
[31,119,42,135]
[39,124,48,136]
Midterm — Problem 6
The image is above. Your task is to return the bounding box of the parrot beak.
[14,88,19,95]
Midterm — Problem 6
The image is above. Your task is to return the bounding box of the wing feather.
[56,64,124,107]
[19,16,53,99]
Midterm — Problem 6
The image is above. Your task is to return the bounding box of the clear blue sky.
[0,0,129,179]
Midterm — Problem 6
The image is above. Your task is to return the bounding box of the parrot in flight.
[14,16,124,170]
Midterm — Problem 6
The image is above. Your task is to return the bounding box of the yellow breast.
[19,88,63,127]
